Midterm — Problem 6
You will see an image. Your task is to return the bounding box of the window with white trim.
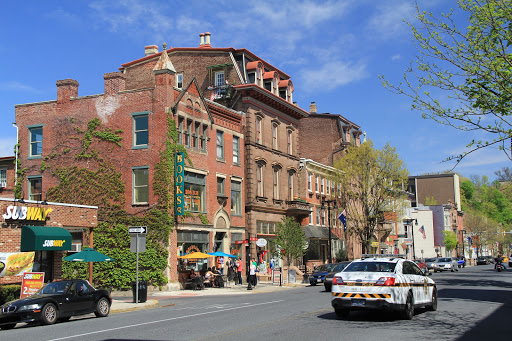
[217,177,225,195]
[29,126,43,158]
[215,71,225,87]
[257,162,264,197]
[316,207,320,225]
[216,130,224,160]
[231,180,242,216]
[184,171,206,212]
[287,130,292,154]
[288,172,294,201]
[315,174,319,193]
[28,176,42,201]
[194,122,200,150]
[308,172,312,191]
[0,167,7,188]
[132,167,149,204]
[272,123,278,150]
[256,117,262,144]
[132,112,149,148]
[233,136,240,164]
[309,209,313,225]
[273,167,280,199]
[320,177,324,194]
[176,73,183,89]
[200,124,207,152]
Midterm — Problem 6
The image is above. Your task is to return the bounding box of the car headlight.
[19,304,42,311]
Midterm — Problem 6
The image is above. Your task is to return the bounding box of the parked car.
[309,263,336,286]
[413,259,430,275]
[476,256,489,265]
[424,258,438,270]
[331,256,437,320]
[433,257,459,272]
[485,256,495,264]
[0,279,111,330]
[324,261,351,292]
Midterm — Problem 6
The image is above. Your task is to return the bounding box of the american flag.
[338,209,347,232]
[419,225,426,239]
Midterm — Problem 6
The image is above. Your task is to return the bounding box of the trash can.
[288,269,296,283]
[132,281,147,303]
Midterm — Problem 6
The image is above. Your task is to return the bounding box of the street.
[2,264,511,341]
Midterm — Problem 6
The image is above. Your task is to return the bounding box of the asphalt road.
[2,264,511,341]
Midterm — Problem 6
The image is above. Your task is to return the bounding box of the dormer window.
[264,80,272,91]
[176,73,183,89]
[248,72,256,84]
[215,71,225,87]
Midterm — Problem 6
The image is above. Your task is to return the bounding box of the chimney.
[103,72,126,95]
[204,32,211,46]
[56,79,79,104]
[145,45,158,56]
[199,33,205,46]
[309,101,317,114]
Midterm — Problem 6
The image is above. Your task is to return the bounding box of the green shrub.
[0,284,21,305]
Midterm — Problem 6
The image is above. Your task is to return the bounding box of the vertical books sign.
[175,152,184,216]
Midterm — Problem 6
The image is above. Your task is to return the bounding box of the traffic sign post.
[129,226,147,304]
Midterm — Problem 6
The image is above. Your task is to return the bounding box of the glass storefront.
[177,231,209,272]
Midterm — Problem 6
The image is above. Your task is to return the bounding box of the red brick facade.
[0,198,97,284]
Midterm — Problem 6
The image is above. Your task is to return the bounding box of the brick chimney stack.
[145,45,158,56]
[56,79,79,104]
[104,72,126,95]
[309,101,317,114]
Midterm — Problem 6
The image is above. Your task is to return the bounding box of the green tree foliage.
[333,140,409,254]
[442,231,458,252]
[460,180,475,204]
[381,0,512,164]
[273,216,307,281]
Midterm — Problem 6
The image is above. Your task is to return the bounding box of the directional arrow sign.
[129,226,148,234]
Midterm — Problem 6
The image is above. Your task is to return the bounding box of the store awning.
[20,226,72,251]
[304,226,339,240]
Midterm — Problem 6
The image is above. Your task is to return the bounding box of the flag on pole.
[419,225,426,239]
[338,209,347,232]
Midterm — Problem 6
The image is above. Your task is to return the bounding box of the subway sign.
[3,206,52,221]
[175,152,184,216]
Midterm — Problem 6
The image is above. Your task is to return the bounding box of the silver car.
[424,257,438,270]
[433,257,458,272]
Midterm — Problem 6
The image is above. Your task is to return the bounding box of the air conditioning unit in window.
[70,243,82,253]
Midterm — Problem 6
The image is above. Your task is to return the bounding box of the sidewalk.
[109,281,309,313]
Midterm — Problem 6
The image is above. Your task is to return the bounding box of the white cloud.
[367,1,415,40]
[0,81,40,93]
[391,54,401,60]
[300,61,368,91]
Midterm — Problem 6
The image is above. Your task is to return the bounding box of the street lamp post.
[403,217,418,260]
[321,200,337,264]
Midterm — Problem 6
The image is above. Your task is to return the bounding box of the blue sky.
[1,0,509,181]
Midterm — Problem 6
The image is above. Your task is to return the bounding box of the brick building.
[297,103,363,262]
[1,197,97,285]
[0,156,15,199]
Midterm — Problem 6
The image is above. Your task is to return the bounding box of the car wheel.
[41,303,58,325]
[428,288,438,311]
[94,297,110,317]
[0,323,16,330]
[335,309,350,319]
[401,292,414,320]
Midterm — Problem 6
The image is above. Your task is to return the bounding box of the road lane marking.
[47,299,285,341]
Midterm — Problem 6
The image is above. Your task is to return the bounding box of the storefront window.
[32,251,53,283]
[230,232,243,259]
[178,231,209,271]
[184,172,206,212]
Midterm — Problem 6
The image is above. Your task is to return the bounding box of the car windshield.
[438,258,452,262]
[332,263,349,272]
[425,258,436,262]
[38,281,72,294]
[316,264,333,272]
[344,262,396,273]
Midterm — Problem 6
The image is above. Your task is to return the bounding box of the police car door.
[403,261,425,304]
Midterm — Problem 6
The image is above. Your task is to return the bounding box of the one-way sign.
[129,226,148,234]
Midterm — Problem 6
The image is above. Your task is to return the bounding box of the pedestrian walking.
[249,259,257,287]
[236,257,243,285]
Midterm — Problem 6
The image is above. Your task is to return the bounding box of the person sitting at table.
[204,267,215,287]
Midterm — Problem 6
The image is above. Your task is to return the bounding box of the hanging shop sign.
[0,252,35,277]
[3,205,52,221]
[175,152,185,216]
[20,272,45,298]
[256,238,267,247]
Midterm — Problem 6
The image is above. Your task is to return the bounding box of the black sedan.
[0,279,111,330]
[323,261,351,292]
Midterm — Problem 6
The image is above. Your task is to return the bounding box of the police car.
[331,254,437,320]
